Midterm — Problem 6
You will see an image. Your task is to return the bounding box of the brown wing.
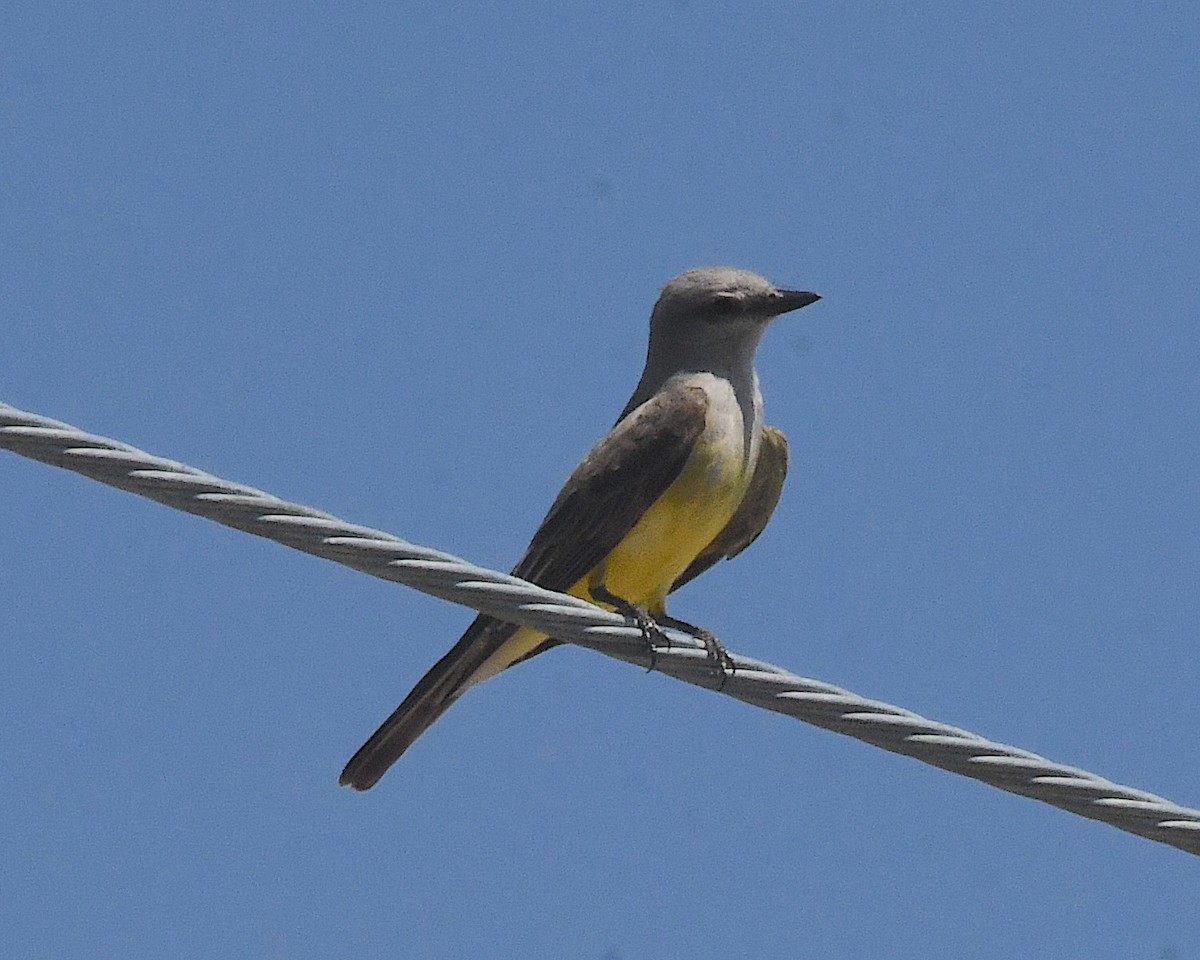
[338,383,711,790]
[670,425,788,592]
[515,383,709,591]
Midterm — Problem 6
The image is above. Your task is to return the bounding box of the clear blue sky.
[2,2,1197,957]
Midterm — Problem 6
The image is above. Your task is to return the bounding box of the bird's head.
[653,267,818,331]
[649,267,820,357]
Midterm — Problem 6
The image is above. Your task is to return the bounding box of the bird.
[340,267,820,789]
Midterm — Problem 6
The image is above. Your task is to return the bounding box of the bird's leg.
[588,582,670,672]
[588,581,732,686]
[655,613,735,688]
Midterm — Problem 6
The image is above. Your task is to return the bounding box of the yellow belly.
[474,376,759,683]
[472,439,752,685]
[576,422,754,614]
[593,477,741,610]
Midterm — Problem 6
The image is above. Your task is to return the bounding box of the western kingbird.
[341,267,820,790]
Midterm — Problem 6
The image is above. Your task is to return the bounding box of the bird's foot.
[589,584,670,671]
[629,605,671,673]
[590,582,733,684]
[658,614,736,689]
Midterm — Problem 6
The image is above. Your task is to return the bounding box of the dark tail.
[339,615,519,791]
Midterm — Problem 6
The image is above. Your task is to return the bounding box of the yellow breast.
[576,375,759,613]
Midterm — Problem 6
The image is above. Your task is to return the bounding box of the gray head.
[654,267,819,327]
[645,266,820,369]
[622,267,820,417]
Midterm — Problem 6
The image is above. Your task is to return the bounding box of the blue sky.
[2,2,1198,957]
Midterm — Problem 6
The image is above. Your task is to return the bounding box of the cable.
[3,400,1197,855]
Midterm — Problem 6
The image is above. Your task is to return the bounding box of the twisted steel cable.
[3,400,1197,856]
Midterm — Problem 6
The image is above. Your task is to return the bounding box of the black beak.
[771,289,822,316]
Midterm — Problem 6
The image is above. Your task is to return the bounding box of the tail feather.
[339,615,518,791]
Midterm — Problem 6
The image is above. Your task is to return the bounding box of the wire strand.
[3,400,1197,856]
